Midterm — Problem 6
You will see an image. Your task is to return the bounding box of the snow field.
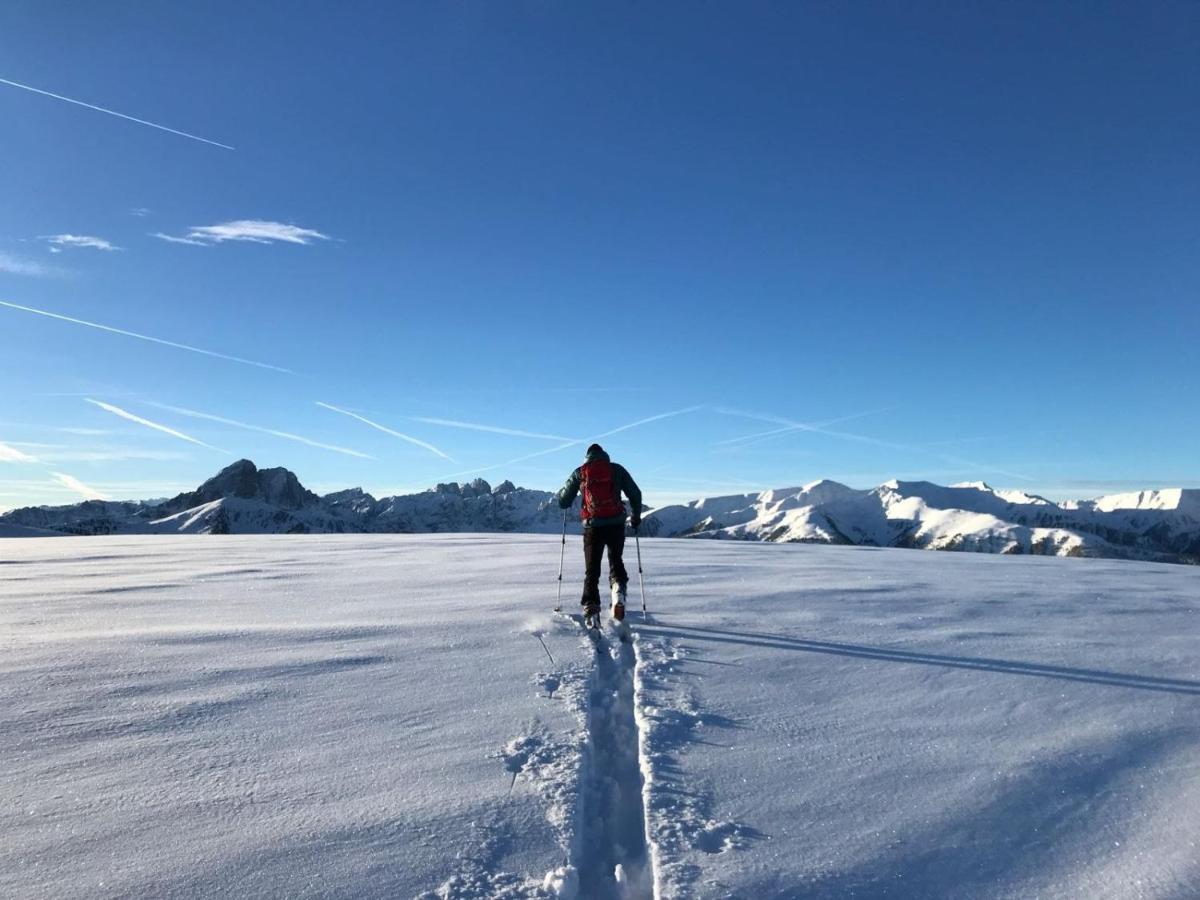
[3,534,1199,898]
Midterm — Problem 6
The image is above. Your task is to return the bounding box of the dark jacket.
[556,447,642,528]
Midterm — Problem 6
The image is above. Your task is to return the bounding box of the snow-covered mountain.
[641,478,1200,564]
[0,460,562,537]
[4,462,1197,564]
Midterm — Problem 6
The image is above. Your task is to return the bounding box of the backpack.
[580,459,625,521]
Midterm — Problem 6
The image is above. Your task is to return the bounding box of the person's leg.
[582,526,603,608]
[605,522,629,590]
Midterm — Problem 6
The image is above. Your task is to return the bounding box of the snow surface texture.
[2,535,1199,898]
[4,460,1199,566]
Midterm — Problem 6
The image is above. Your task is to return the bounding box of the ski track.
[429,617,665,899]
[575,631,654,899]
[438,614,759,900]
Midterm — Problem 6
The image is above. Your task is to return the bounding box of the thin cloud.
[0,300,294,373]
[86,400,227,453]
[151,402,374,460]
[0,76,234,150]
[51,472,109,501]
[39,447,192,464]
[42,234,120,252]
[0,441,38,463]
[129,208,152,217]
[317,402,451,460]
[154,220,331,247]
[151,232,208,246]
[413,416,576,442]
[0,252,55,277]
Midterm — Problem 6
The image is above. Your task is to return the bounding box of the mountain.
[640,479,1200,564]
[3,462,1197,564]
[0,460,562,537]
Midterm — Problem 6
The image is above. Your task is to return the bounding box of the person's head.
[586,443,605,460]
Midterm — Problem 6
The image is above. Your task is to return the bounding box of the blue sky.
[2,1,1197,510]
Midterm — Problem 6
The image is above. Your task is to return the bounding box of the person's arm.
[616,465,643,526]
[556,468,581,509]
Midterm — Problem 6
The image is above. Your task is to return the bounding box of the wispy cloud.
[0,441,38,463]
[40,447,192,464]
[0,300,294,373]
[129,208,152,217]
[154,220,331,247]
[0,252,56,277]
[150,232,208,246]
[412,416,575,442]
[151,402,374,460]
[50,472,109,501]
[317,402,451,460]
[42,234,120,252]
[0,76,234,149]
[86,399,227,453]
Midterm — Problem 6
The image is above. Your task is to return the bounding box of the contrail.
[715,406,898,449]
[86,400,228,453]
[412,416,576,442]
[149,402,374,460]
[0,441,38,463]
[593,405,705,440]
[438,405,705,481]
[0,77,235,150]
[317,402,452,461]
[715,407,1035,482]
[715,407,915,454]
[50,472,109,501]
[0,300,293,373]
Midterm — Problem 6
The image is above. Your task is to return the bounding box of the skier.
[556,443,642,626]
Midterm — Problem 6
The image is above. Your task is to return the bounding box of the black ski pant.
[581,522,628,607]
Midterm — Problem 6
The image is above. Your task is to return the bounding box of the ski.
[561,611,603,640]
[557,610,629,644]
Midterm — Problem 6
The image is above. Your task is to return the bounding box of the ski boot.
[583,603,601,630]
[610,581,627,621]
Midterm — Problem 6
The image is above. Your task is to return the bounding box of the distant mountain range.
[641,479,1200,564]
[3,460,1197,565]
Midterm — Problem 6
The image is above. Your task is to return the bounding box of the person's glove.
[630,515,641,531]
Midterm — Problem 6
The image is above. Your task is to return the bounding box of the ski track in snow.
[432,616,662,899]
[574,629,653,899]
[431,613,752,900]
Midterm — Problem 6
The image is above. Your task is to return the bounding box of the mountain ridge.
[3,460,1197,564]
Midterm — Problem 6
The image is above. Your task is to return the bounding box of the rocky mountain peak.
[165,459,318,512]
[433,479,493,498]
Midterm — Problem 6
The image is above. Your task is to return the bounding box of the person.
[556,443,642,625]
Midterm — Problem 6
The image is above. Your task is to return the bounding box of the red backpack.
[580,459,624,521]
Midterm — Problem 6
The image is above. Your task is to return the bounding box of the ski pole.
[554,510,567,612]
[635,531,647,615]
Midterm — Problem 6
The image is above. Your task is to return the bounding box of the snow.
[2,535,1199,898]
[1090,488,1199,516]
